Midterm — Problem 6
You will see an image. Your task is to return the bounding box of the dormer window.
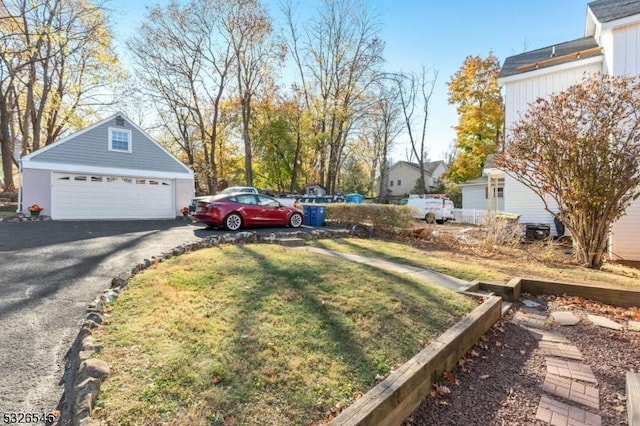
[109,128,132,153]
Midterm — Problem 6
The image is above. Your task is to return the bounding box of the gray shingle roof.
[588,0,640,22]
[396,160,444,176]
[499,37,601,79]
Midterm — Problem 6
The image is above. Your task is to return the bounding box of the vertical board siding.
[612,24,640,75]
[504,175,559,236]
[504,62,603,133]
[609,24,640,260]
[610,197,640,261]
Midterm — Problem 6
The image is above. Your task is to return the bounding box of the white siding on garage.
[51,173,174,220]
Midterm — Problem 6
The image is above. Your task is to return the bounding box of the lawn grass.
[308,238,640,289]
[92,244,474,425]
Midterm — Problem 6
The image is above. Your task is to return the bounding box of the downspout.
[17,159,22,214]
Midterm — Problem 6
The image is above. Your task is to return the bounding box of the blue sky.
[109,0,588,161]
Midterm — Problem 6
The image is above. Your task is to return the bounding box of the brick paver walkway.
[542,374,599,409]
[525,327,571,344]
[518,307,604,425]
[511,310,548,329]
[536,395,602,426]
[538,341,584,360]
[545,357,598,384]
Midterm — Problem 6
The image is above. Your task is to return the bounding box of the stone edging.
[0,213,51,222]
[59,228,351,426]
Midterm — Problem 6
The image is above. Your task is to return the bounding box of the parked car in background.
[407,196,455,224]
[194,193,304,231]
[189,186,259,213]
[220,186,259,195]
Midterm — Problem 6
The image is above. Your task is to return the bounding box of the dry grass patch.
[308,238,640,289]
[92,244,474,425]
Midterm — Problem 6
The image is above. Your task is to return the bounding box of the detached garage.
[20,113,194,220]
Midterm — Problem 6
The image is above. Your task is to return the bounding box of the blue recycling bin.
[302,205,326,226]
[346,193,364,204]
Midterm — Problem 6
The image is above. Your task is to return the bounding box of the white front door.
[51,173,175,220]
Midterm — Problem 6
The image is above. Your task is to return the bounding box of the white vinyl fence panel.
[452,208,490,225]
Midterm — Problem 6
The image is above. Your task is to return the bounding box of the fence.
[451,208,491,225]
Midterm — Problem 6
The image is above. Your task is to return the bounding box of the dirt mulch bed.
[406,298,640,425]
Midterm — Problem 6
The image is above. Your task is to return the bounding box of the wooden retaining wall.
[329,296,502,426]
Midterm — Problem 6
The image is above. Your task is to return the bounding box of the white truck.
[406,196,455,224]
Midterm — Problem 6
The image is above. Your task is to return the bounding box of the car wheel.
[224,213,243,231]
[289,212,303,228]
[425,212,436,224]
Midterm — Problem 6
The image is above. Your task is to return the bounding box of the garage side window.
[109,128,132,153]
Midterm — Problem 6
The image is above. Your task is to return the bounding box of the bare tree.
[129,0,236,193]
[221,0,283,187]
[282,0,383,193]
[393,67,438,194]
[362,79,402,200]
[498,73,640,269]
[0,0,119,191]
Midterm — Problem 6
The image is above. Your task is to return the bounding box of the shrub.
[325,204,415,236]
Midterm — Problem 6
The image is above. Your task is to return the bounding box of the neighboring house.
[303,183,327,196]
[20,112,194,220]
[382,160,447,197]
[491,0,640,260]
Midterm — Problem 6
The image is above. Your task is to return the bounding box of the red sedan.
[194,193,304,231]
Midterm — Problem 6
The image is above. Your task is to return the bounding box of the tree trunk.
[0,93,16,192]
[242,95,253,186]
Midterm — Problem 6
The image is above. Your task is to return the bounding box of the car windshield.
[221,187,254,194]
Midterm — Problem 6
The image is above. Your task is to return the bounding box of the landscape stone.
[628,321,640,332]
[586,315,623,330]
[550,311,580,326]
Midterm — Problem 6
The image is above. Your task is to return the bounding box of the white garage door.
[52,173,175,220]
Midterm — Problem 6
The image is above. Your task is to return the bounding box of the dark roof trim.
[499,37,601,79]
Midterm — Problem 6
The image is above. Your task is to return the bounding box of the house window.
[397,179,402,186]
[485,187,504,198]
[389,180,394,187]
[109,128,132,153]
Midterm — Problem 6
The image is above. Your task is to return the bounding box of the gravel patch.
[406,297,640,425]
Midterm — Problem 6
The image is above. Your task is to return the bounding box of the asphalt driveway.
[0,219,309,418]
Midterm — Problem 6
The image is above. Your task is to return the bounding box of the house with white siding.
[494,0,640,261]
[381,160,447,198]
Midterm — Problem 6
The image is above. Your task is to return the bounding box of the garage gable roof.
[23,113,192,177]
